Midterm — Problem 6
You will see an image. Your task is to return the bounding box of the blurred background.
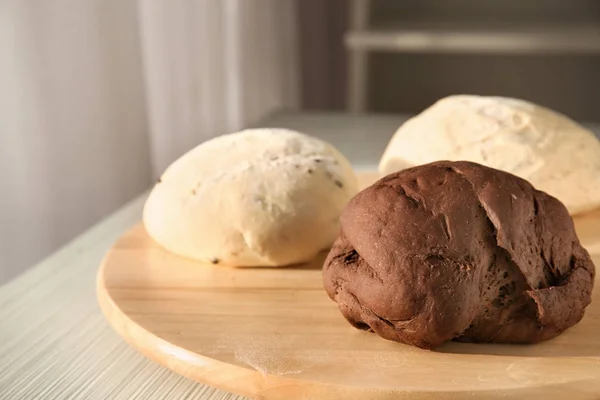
[1,0,600,285]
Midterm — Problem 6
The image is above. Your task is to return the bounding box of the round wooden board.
[98,174,600,400]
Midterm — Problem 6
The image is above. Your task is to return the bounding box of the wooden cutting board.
[97,174,600,399]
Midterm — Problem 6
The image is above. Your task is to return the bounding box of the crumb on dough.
[210,257,219,264]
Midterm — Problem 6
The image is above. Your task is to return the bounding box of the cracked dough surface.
[379,95,600,215]
[323,161,595,349]
[143,128,358,267]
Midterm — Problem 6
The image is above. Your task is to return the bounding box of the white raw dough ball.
[143,128,358,266]
[379,95,600,215]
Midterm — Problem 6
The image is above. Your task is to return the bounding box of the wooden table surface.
[0,112,409,400]
[2,112,599,400]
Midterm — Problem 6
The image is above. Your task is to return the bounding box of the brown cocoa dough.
[323,161,595,349]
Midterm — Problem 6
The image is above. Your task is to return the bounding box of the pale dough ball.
[379,95,600,215]
[143,128,358,267]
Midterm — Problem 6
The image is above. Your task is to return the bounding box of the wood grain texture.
[0,193,245,400]
[98,174,600,400]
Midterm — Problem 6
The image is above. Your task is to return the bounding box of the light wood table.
[2,112,598,399]
[0,112,405,400]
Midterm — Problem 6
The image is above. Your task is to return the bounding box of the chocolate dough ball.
[323,161,595,349]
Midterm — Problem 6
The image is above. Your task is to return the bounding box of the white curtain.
[0,0,300,284]
[139,0,299,175]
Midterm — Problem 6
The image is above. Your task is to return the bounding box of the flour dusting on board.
[210,332,326,376]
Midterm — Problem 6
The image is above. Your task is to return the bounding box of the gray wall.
[370,53,600,122]
[299,0,600,122]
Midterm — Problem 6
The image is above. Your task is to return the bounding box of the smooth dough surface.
[324,161,595,349]
[143,128,358,267]
[379,95,600,215]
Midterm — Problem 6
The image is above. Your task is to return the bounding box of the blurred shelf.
[345,22,600,54]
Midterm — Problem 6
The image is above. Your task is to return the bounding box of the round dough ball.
[379,95,600,215]
[143,128,358,267]
[323,161,595,349]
